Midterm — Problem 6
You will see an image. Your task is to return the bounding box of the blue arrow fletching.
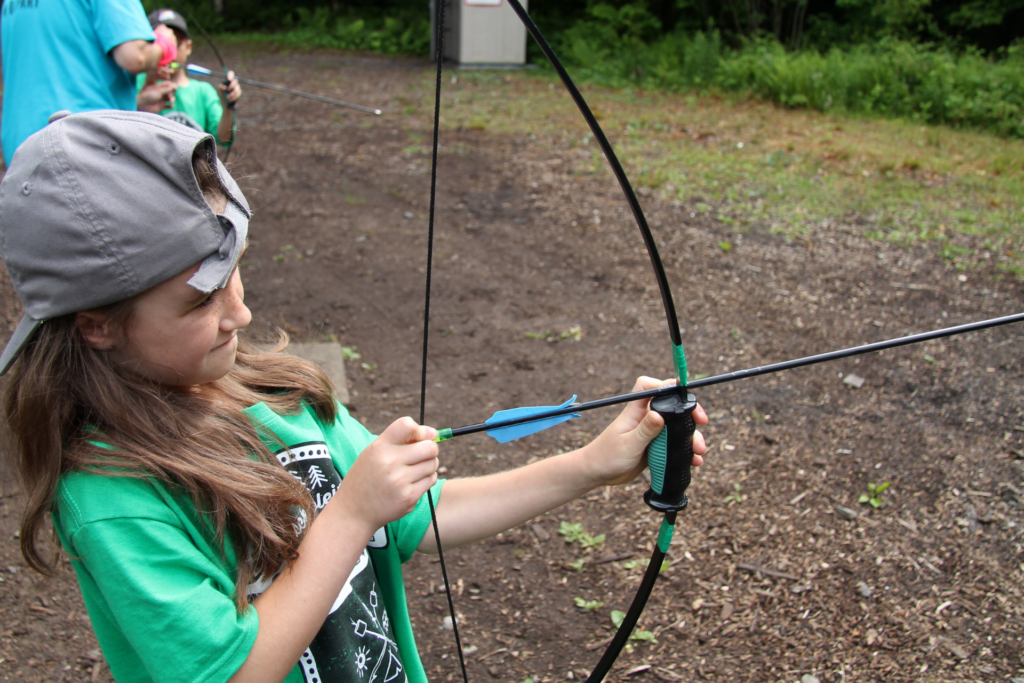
[485,395,581,444]
[186,63,215,76]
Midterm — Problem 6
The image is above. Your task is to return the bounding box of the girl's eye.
[196,293,216,309]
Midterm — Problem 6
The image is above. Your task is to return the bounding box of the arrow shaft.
[443,311,1024,439]
[187,65,382,115]
[688,310,1024,389]
[232,76,383,115]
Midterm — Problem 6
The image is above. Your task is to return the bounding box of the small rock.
[835,505,859,520]
[866,628,879,646]
[404,211,415,219]
[790,584,813,594]
[531,523,550,542]
[801,675,821,683]
[462,645,478,656]
[843,373,866,388]
[720,602,734,621]
[857,581,873,598]
[6,566,18,574]
[946,642,969,659]
[442,615,455,631]
[1010,460,1024,480]
[488,666,501,678]
[964,504,980,533]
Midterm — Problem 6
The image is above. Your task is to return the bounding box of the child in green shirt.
[0,112,708,683]
[137,8,241,147]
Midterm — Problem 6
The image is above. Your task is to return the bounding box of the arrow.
[186,63,383,115]
[435,311,1024,443]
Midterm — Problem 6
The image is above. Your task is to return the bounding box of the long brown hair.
[2,153,336,611]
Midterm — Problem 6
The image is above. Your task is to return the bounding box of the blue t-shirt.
[1,0,155,165]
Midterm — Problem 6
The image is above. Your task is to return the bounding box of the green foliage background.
[153,0,1024,136]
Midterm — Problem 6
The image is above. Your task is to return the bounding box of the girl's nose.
[221,272,252,332]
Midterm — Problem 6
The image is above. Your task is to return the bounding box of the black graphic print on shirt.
[247,442,405,683]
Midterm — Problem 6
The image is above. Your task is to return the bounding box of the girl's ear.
[76,312,117,350]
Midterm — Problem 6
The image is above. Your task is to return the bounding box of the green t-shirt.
[135,74,226,143]
[53,402,442,683]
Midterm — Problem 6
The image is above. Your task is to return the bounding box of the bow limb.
[502,1,695,679]
[422,2,696,680]
[504,0,686,381]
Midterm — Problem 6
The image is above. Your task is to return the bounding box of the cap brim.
[187,199,249,294]
[0,315,43,376]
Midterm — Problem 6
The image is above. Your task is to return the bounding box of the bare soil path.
[0,47,1021,682]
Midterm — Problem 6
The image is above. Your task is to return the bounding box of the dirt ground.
[1,48,1022,683]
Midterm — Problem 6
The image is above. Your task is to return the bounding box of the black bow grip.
[643,391,697,513]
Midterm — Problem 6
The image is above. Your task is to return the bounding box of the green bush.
[553,6,1024,138]
[715,39,1024,136]
[200,0,1023,138]
[230,6,429,56]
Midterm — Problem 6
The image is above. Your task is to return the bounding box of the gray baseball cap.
[148,8,190,38]
[0,110,250,375]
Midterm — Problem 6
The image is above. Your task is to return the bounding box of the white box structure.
[430,0,528,67]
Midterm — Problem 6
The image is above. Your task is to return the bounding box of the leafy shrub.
[552,8,1024,138]
[715,39,1024,136]
[228,6,429,56]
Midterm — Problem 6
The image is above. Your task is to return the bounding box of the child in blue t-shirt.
[137,8,242,147]
[0,112,708,682]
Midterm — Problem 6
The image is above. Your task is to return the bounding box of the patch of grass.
[422,69,1024,275]
[859,481,891,508]
[724,482,747,505]
[610,610,655,642]
[567,558,587,572]
[573,597,604,611]
[525,326,584,342]
[558,521,606,550]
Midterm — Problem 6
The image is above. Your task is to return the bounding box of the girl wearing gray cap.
[0,111,706,683]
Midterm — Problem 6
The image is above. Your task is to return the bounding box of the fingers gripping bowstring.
[419,4,471,683]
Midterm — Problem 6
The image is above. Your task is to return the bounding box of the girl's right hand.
[336,418,439,533]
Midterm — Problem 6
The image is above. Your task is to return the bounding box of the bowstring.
[420,1,470,681]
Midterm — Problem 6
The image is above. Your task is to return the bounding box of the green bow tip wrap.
[673,343,688,386]
[656,517,675,553]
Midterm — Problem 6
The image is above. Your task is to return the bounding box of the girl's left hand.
[219,71,242,104]
[583,376,708,487]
